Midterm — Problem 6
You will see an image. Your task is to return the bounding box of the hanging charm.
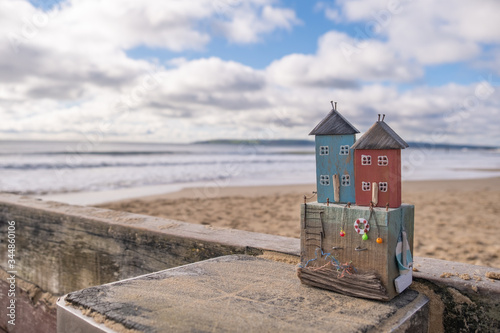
[340,204,349,237]
[354,218,370,236]
[368,204,383,244]
[362,233,369,241]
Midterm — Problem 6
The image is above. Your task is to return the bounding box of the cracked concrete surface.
[65,255,428,332]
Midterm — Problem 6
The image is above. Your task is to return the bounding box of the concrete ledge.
[0,193,299,297]
[59,255,429,333]
[412,257,500,332]
[413,257,500,298]
[57,300,116,333]
[0,193,299,256]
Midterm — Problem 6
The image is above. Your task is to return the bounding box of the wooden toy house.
[299,108,414,302]
[309,102,359,204]
[351,115,409,208]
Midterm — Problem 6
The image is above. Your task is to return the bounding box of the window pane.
[341,174,350,186]
[378,156,388,166]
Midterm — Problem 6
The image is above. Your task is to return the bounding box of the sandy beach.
[98,177,500,268]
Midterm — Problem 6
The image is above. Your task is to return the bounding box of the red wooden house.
[351,115,409,208]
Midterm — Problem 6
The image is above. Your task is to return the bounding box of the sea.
[0,140,499,197]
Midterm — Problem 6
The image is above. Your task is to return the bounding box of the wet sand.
[98,177,500,268]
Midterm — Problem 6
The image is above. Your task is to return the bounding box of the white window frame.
[320,175,330,186]
[379,182,388,192]
[361,155,371,165]
[378,155,388,166]
[339,145,350,155]
[362,181,371,191]
[341,174,350,186]
[319,146,329,155]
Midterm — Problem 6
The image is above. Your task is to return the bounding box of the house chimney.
[378,114,381,122]
[382,114,386,121]
[330,101,334,109]
[334,102,337,111]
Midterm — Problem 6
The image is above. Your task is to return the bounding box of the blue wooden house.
[309,102,359,204]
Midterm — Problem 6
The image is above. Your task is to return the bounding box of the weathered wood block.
[60,255,429,333]
[299,202,414,301]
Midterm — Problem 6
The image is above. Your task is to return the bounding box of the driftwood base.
[300,202,414,300]
[297,264,389,301]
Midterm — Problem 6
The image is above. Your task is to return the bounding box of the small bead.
[376,237,383,244]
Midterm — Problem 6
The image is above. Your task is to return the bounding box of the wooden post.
[402,231,407,267]
[333,174,340,202]
[372,182,378,206]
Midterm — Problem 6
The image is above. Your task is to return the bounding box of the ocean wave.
[1,141,498,196]
[0,157,314,170]
[0,151,179,156]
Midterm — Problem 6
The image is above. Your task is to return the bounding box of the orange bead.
[376,237,383,244]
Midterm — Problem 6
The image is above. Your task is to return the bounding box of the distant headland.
[194,139,498,150]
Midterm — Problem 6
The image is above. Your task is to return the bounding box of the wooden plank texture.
[315,135,356,204]
[297,265,388,301]
[354,149,402,208]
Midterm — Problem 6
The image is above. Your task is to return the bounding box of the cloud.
[329,81,500,145]
[136,57,269,119]
[212,3,301,43]
[266,31,422,88]
[330,0,500,65]
[0,0,499,146]
[160,57,266,93]
[0,0,301,100]
[314,1,341,22]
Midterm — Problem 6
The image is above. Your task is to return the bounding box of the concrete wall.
[0,269,57,333]
[0,193,298,332]
[0,193,499,333]
[411,258,500,333]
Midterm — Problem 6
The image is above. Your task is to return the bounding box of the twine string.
[304,247,356,278]
[369,203,381,238]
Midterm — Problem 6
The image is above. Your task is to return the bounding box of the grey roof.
[350,121,409,150]
[309,109,359,135]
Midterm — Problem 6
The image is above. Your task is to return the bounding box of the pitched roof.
[350,120,409,150]
[309,108,359,135]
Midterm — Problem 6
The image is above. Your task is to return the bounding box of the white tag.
[394,270,413,293]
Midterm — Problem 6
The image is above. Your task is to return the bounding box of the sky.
[1,0,499,145]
